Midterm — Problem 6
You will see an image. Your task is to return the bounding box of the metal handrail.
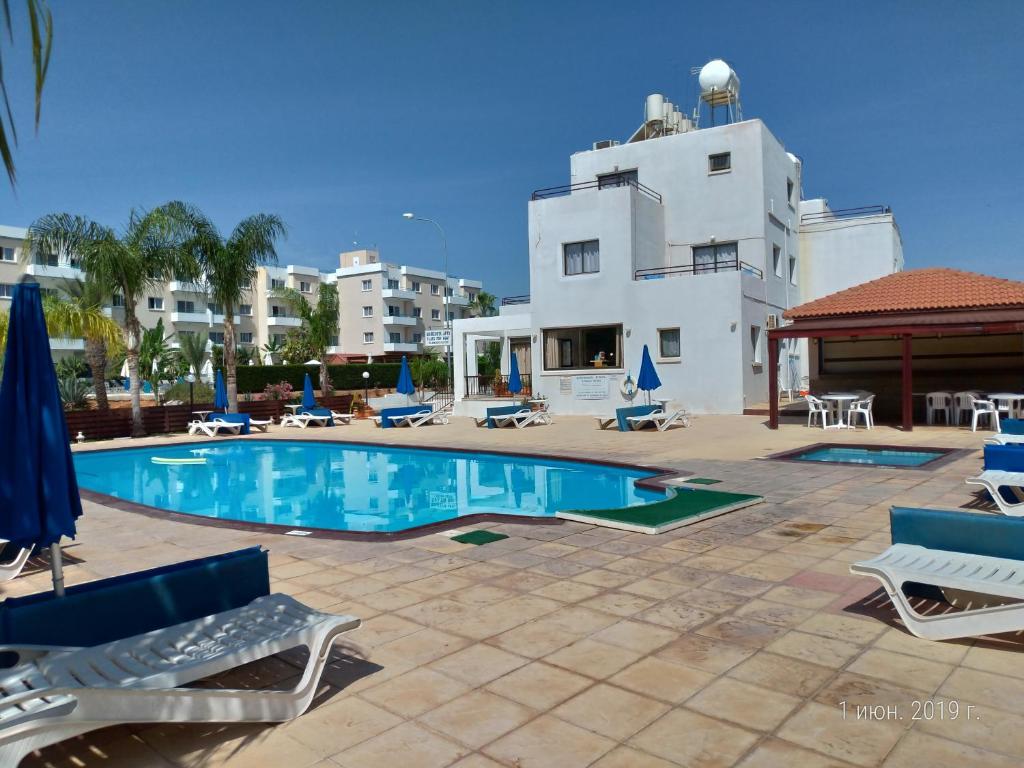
[800,205,890,224]
[531,178,663,204]
[465,373,533,398]
[501,295,530,306]
[635,258,764,280]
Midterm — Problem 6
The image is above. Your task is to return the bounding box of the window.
[430,284,440,295]
[299,281,311,293]
[362,332,374,344]
[692,241,738,273]
[412,332,422,342]
[787,178,795,205]
[36,252,59,267]
[431,309,440,320]
[708,152,731,173]
[387,305,399,316]
[239,303,252,316]
[447,311,455,322]
[147,297,164,311]
[412,281,421,293]
[209,331,225,344]
[597,169,638,189]
[0,283,14,299]
[239,332,254,344]
[272,334,285,344]
[413,307,422,318]
[178,330,195,339]
[389,332,401,343]
[1,247,15,262]
[542,325,623,371]
[563,240,600,276]
[271,305,286,317]
[111,293,125,307]
[772,245,782,277]
[362,305,373,317]
[658,328,681,359]
[788,255,797,286]
[270,278,285,290]
[239,279,252,290]
[207,302,223,315]
[750,325,763,366]
[387,278,399,289]
[329,334,338,347]
[445,287,453,297]
[176,300,195,313]
[361,279,372,291]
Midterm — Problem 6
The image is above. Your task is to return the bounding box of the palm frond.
[1,0,52,185]
[41,292,121,347]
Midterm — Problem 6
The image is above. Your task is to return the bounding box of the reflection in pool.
[73,440,664,533]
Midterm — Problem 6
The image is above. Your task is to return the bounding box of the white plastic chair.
[925,392,953,425]
[804,395,831,429]
[968,396,999,432]
[952,391,981,425]
[848,395,875,430]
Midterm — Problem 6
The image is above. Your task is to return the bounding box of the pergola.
[768,269,1024,430]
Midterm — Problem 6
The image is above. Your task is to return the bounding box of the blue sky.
[2,0,1022,296]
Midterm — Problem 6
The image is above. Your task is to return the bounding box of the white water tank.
[645,94,665,124]
[699,59,737,93]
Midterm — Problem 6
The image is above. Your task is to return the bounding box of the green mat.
[557,487,762,535]
[684,477,721,485]
[451,530,509,545]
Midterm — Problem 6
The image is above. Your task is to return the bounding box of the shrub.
[263,381,294,401]
[164,381,214,403]
[58,375,92,410]
[235,363,402,393]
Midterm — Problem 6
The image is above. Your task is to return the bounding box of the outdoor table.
[192,410,214,422]
[284,404,303,414]
[987,393,1024,419]
[821,393,858,429]
[654,397,672,410]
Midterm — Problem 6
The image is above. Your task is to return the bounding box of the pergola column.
[901,333,913,431]
[768,334,780,429]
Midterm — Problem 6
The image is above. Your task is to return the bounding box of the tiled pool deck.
[8,415,1023,767]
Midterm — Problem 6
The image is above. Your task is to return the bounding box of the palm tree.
[58,277,120,409]
[1,0,53,185]
[260,337,283,365]
[271,283,339,394]
[177,331,207,380]
[27,205,200,436]
[185,212,285,412]
[468,290,498,317]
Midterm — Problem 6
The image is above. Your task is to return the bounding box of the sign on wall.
[424,329,452,348]
[571,375,611,400]
[559,377,572,395]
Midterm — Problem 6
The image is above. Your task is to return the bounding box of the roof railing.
[800,205,891,224]
[531,178,663,204]
[501,294,530,306]
[635,258,764,281]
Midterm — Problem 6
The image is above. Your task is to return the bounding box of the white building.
[453,60,902,418]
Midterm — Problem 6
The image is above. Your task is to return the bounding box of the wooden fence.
[66,394,355,441]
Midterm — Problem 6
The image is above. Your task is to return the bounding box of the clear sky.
[2,0,1022,297]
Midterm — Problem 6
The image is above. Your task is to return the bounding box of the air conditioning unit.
[592,140,620,150]
[766,313,780,330]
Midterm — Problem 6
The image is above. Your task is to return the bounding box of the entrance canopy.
[768,269,1024,429]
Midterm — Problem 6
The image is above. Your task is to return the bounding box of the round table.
[284,404,303,414]
[654,397,672,410]
[987,393,1024,419]
[821,393,858,429]
[192,410,214,422]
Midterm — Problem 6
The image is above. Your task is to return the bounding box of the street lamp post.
[402,212,451,389]
[362,370,370,407]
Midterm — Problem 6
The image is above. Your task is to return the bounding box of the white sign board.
[424,329,452,348]
[572,375,611,400]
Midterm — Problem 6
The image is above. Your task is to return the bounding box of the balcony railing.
[531,178,662,204]
[800,205,890,225]
[465,373,533,399]
[501,295,530,306]
[635,258,764,281]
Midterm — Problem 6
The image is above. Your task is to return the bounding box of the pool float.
[151,457,208,465]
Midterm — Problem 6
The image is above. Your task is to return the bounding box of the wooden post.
[768,334,780,429]
[901,334,913,431]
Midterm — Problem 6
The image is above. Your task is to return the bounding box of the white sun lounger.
[389,410,449,428]
[0,542,31,582]
[492,408,551,429]
[330,411,353,425]
[595,416,617,430]
[626,408,691,432]
[0,594,360,765]
[985,434,1024,446]
[850,544,1024,640]
[966,470,1024,516]
[187,420,243,437]
[280,413,330,429]
[249,418,273,432]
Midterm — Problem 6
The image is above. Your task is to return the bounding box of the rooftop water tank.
[698,59,737,93]
[645,94,665,124]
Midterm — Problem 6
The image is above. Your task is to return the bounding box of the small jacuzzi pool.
[769,443,959,469]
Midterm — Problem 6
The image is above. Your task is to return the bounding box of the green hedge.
[235,363,402,395]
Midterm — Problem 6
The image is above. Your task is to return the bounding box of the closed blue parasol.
[214,369,228,412]
[302,372,316,410]
[0,282,83,595]
[396,355,415,403]
[636,344,662,404]
[507,352,523,395]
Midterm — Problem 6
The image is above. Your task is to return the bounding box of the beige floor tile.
[959,641,1024,679]
[883,731,1018,768]
[766,630,864,669]
[696,617,788,649]
[351,613,424,648]
[630,708,759,767]
[940,667,1024,714]
[620,577,688,600]
[361,667,470,718]
[610,657,715,704]
[542,605,621,635]
[732,598,816,628]
[777,701,906,768]
[761,584,839,610]
[406,572,475,596]
[913,700,1024,759]
[553,683,669,741]
[544,639,642,680]
[430,643,529,687]
[590,745,680,768]
[449,754,507,768]
[727,651,834,698]
[797,613,888,645]
[871,628,971,665]
[370,627,470,669]
[488,619,579,658]
[485,661,593,710]
[333,721,469,768]
[736,737,857,768]
[421,690,536,749]
[530,579,604,603]
[28,729,175,768]
[447,583,518,607]
[278,696,403,757]
[360,586,427,611]
[846,648,954,694]
[396,597,474,628]
[655,633,756,675]
[572,568,636,589]
[484,714,617,768]
[636,599,714,631]
[687,677,802,731]
[579,591,657,617]
[591,619,677,655]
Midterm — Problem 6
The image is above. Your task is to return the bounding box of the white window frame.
[111,293,125,308]
[362,305,373,317]
[270,278,285,290]
[362,331,374,344]
[239,303,252,316]
[750,325,763,367]
[563,240,600,276]
[1,246,15,262]
[239,332,254,344]
[299,281,311,293]
[361,279,372,292]
[788,255,798,286]
[430,309,441,320]
[388,332,402,344]
[708,152,731,174]
[412,281,421,293]
[176,300,195,313]
[430,284,440,296]
[208,331,225,344]
[772,245,782,277]
[657,328,681,361]
[147,297,164,311]
[0,283,14,299]
[413,307,422,318]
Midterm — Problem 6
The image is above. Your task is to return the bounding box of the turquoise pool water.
[73,440,664,533]
[792,446,945,467]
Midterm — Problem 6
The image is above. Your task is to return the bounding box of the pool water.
[792,446,945,467]
[73,440,664,533]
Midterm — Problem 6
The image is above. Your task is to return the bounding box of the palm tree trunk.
[224,311,237,412]
[319,358,331,397]
[85,338,109,410]
[125,311,144,438]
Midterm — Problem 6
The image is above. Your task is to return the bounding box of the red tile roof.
[784,268,1024,320]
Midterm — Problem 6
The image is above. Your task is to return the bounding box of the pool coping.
[762,442,975,470]
[75,437,693,541]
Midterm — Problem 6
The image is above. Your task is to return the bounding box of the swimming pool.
[73,440,665,534]
[776,444,951,468]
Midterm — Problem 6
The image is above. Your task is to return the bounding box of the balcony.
[531,177,662,204]
[172,312,226,325]
[25,262,83,280]
[383,315,418,327]
[169,280,204,293]
[501,295,530,306]
[447,294,470,306]
[268,316,302,328]
[382,288,416,301]
[800,204,890,225]
[50,337,85,351]
[383,342,420,353]
[635,258,764,281]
